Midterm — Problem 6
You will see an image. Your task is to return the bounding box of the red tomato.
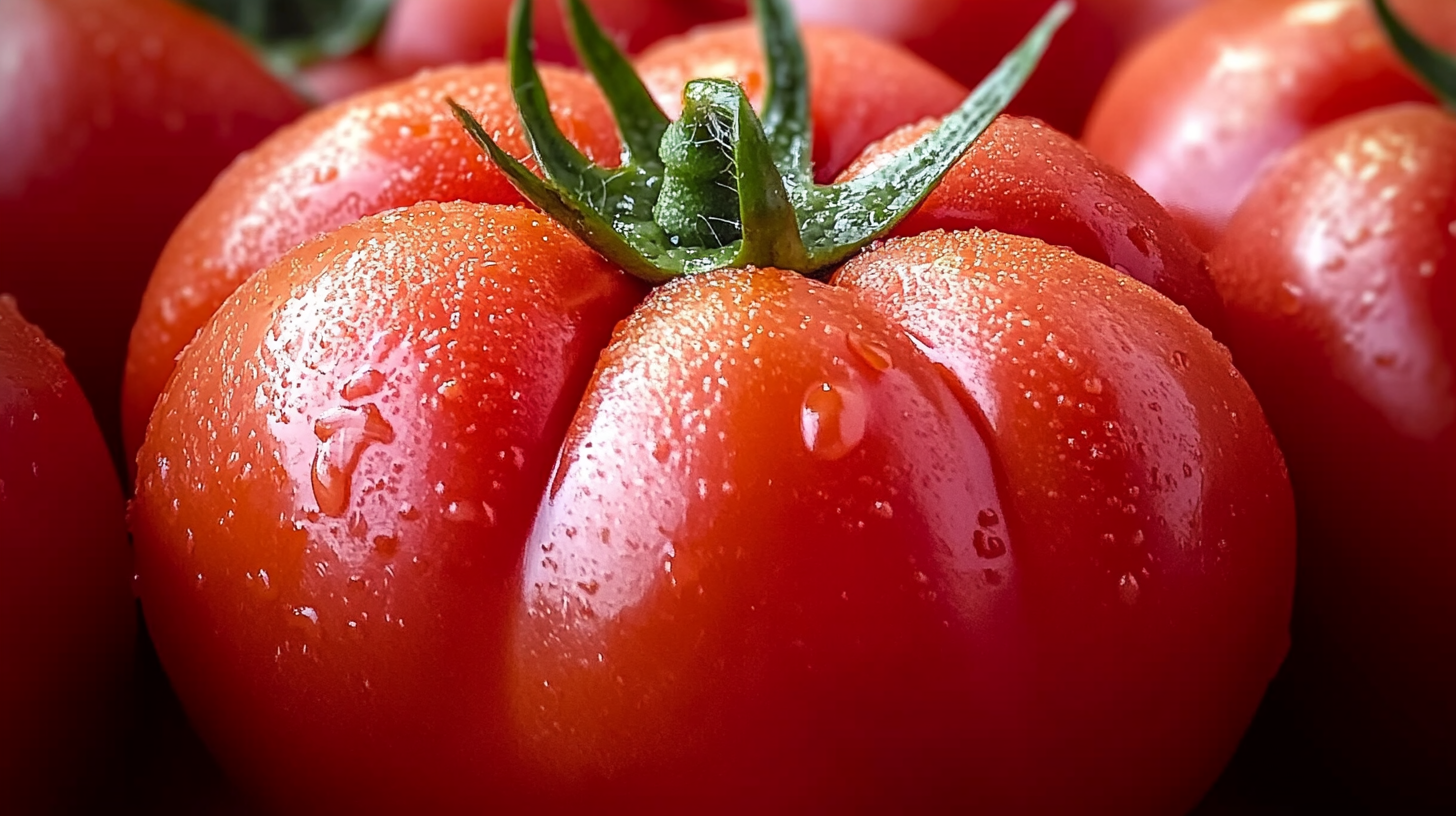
[1084,0,1456,250]
[0,297,136,812]
[0,0,306,449]
[131,199,1293,813]
[837,115,1225,334]
[1210,103,1456,808]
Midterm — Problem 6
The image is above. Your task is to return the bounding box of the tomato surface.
[838,115,1225,334]
[0,297,136,813]
[121,63,621,461]
[0,0,306,450]
[131,199,1294,813]
[1210,103,1456,809]
[1084,0,1456,250]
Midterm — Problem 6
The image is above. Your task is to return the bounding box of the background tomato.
[0,0,306,453]
[1084,0,1456,250]
[1210,103,1456,810]
[0,297,136,813]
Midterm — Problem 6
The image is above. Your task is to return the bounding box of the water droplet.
[373,535,399,558]
[1276,282,1304,315]
[340,368,385,400]
[652,439,672,463]
[871,500,894,520]
[1083,377,1104,395]
[973,530,1006,559]
[577,579,601,595]
[313,165,340,184]
[977,508,1000,527]
[1170,350,1191,371]
[1118,573,1141,606]
[398,503,420,521]
[312,404,396,517]
[294,606,319,625]
[846,332,894,372]
[1418,260,1437,278]
[800,380,867,461]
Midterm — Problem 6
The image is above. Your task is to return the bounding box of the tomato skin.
[1084,0,1456,250]
[0,297,136,812]
[131,203,643,814]
[122,63,621,462]
[0,0,306,447]
[635,22,968,181]
[839,115,1226,335]
[835,230,1295,815]
[1209,104,1456,807]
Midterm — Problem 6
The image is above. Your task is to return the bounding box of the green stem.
[1372,0,1456,110]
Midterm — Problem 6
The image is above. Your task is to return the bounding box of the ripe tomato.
[0,0,306,450]
[0,297,136,813]
[1210,103,1456,809]
[132,199,1293,814]
[1084,0,1456,250]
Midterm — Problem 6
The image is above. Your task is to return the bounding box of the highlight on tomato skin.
[1083,0,1456,251]
[1209,102,1456,810]
[0,297,137,814]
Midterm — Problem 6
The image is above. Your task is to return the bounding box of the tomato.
[1209,103,1456,809]
[837,115,1225,334]
[121,63,622,461]
[0,0,306,451]
[1083,0,1456,250]
[123,31,967,461]
[0,297,136,812]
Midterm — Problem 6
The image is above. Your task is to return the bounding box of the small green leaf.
[1372,0,1456,110]
[754,0,813,184]
[562,0,670,170]
[182,0,391,73]
[732,87,811,271]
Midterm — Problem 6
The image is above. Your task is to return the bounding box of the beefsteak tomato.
[0,0,306,450]
[131,1,1294,813]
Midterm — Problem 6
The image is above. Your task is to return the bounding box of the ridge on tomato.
[1208,3,1456,807]
[131,1,1294,813]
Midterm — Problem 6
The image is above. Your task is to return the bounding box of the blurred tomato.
[0,0,306,454]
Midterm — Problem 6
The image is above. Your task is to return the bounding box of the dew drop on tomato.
[846,331,894,372]
[800,380,867,460]
[310,403,396,516]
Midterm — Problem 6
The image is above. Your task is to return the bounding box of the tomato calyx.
[448,0,1072,284]
[1373,0,1456,110]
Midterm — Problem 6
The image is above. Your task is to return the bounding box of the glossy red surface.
[1210,104,1456,807]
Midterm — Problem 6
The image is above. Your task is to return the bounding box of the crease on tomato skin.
[122,62,624,465]
[504,266,1038,813]
[834,228,1296,816]
[130,202,643,814]
[839,114,1227,338]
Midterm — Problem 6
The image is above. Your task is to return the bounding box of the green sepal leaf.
[1372,0,1456,110]
[562,0,670,170]
[798,0,1073,268]
[753,0,813,183]
[731,86,812,271]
